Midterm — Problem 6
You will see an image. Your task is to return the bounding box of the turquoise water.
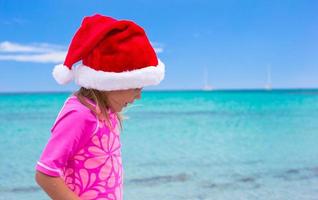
[0,90,318,200]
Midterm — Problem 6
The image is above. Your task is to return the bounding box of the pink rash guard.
[36,95,123,200]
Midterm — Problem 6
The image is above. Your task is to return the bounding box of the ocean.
[0,90,318,200]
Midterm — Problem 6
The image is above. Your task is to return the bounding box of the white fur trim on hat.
[74,59,165,91]
[52,64,74,85]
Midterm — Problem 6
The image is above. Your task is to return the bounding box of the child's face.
[105,88,142,112]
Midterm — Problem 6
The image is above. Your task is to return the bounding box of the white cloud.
[0,52,66,63]
[151,42,164,54]
[0,40,164,63]
[154,47,164,53]
[0,41,66,53]
[0,41,66,63]
[0,41,36,52]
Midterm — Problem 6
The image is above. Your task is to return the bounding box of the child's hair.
[73,87,123,130]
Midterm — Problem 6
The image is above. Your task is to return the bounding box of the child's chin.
[108,106,119,113]
[114,106,124,113]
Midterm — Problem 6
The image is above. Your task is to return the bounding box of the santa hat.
[53,14,165,91]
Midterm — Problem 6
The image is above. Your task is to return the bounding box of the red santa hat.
[52,14,165,91]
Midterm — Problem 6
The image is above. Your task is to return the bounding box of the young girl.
[35,14,165,200]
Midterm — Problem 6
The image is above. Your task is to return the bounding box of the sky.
[0,0,317,92]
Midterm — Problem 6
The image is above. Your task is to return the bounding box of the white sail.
[265,64,272,90]
[203,66,213,91]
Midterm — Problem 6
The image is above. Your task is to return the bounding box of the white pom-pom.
[52,64,74,85]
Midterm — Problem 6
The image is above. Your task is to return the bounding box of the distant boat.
[203,67,213,91]
[265,65,272,90]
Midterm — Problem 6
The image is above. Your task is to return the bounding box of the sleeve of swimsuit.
[36,109,97,177]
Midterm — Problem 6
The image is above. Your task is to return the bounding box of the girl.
[35,14,165,200]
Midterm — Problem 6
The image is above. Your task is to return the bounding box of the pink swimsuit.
[36,95,123,200]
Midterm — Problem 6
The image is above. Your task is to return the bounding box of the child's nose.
[135,91,141,99]
[136,93,141,99]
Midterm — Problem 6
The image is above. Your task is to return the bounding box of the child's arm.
[35,170,80,200]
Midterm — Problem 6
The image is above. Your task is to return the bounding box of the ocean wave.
[0,186,40,193]
[128,173,190,186]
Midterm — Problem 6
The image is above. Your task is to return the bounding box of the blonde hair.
[73,87,123,130]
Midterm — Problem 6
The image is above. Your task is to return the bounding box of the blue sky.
[0,0,317,92]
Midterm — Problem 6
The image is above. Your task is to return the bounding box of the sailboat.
[265,64,272,90]
[202,66,213,91]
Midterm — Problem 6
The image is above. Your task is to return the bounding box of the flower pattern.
[62,114,123,200]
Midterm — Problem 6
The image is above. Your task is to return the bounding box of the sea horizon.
[1,87,318,94]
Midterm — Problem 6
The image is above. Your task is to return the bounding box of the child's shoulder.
[55,95,97,123]
[64,95,94,114]
[51,95,98,133]
[57,95,118,130]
